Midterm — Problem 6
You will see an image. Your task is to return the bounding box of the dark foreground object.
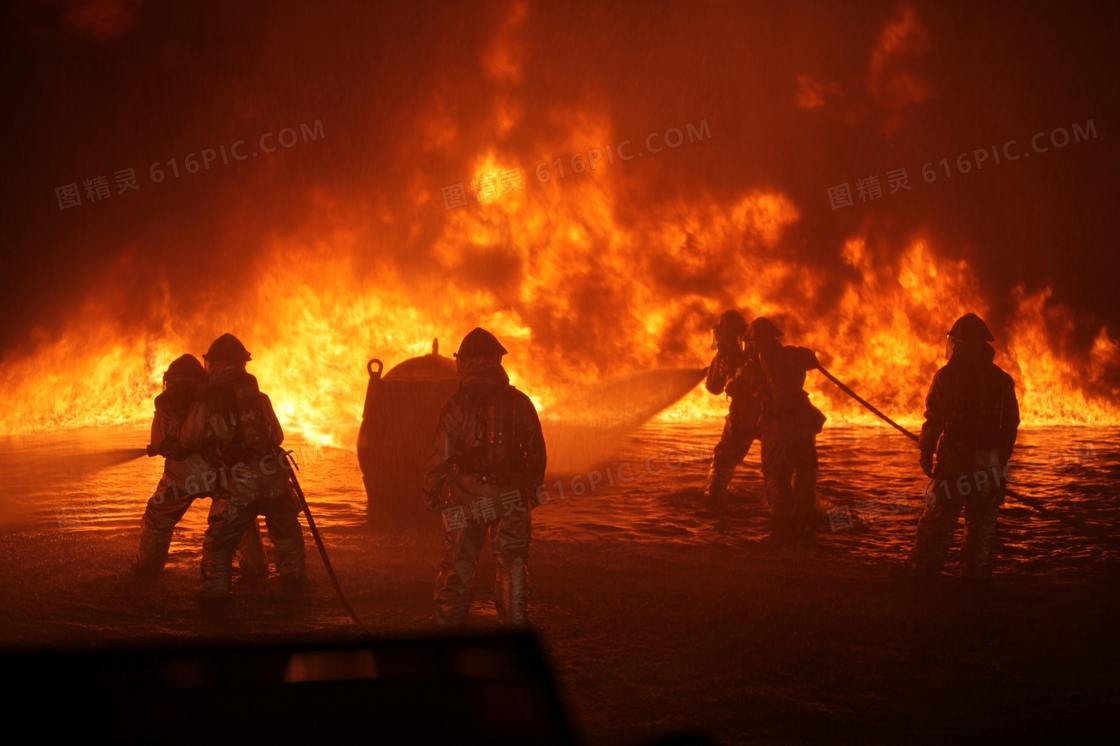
[1,632,574,745]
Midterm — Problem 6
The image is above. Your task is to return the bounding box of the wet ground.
[0,422,1117,743]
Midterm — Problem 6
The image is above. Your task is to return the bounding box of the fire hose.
[281,450,371,634]
[816,365,1058,518]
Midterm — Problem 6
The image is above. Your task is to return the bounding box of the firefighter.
[132,354,266,580]
[181,334,306,599]
[424,328,547,626]
[704,310,763,502]
[911,313,1019,579]
[746,317,825,537]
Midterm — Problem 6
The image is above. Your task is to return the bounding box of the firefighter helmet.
[163,354,205,384]
[747,317,783,342]
[204,333,252,364]
[947,313,995,342]
[714,309,748,337]
[455,327,508,359]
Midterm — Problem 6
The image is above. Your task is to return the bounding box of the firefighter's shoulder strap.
[502,383,532,454]
[755,350,779,409]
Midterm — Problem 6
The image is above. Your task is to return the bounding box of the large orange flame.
[1,109,1117,445]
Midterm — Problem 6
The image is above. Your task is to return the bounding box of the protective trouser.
[705,413,758,501]
[200,468,305,596]
[434,509,531,626]
[911,473,1002,578]
[760,428,818,536]
[134,458,266,577]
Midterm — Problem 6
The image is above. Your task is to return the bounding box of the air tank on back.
[357,339,458,531]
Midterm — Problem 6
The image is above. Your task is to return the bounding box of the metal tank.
[357,339,459,531]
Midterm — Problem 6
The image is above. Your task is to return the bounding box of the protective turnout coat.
[424,361,546,625]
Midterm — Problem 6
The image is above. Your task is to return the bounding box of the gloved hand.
[919,451,935,478]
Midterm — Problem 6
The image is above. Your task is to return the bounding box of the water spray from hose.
[543,367,707,473]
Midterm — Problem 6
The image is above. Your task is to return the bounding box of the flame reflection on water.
[1,422,1115,582]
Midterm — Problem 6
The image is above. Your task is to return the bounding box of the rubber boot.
[236,519,269,584]
[495,558,529,626]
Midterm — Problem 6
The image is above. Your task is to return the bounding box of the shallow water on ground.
[1,421,1116,589]
[1,421,1117,743]
[537,423,1120,578]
